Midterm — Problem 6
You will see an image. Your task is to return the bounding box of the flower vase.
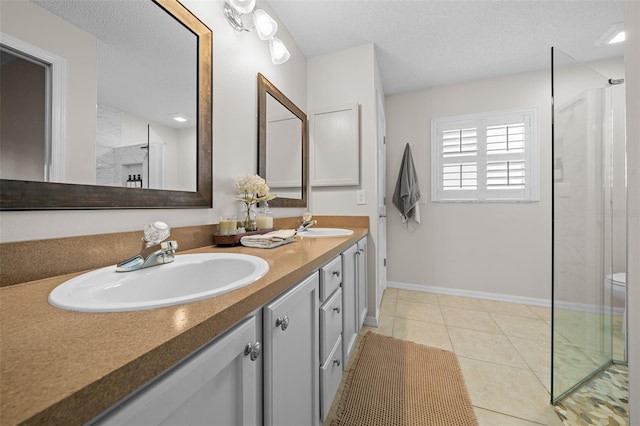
[241,204,257,231]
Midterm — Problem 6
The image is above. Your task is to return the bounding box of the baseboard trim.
[387,280,552,307]
[364,314,379,327]
[386,281,625,315]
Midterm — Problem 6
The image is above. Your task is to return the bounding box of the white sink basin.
[297,228,354,238]
[48,253,269,313]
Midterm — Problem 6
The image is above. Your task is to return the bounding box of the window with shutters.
[431,108,539,202]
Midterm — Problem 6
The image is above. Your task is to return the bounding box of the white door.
[376,90,388,310]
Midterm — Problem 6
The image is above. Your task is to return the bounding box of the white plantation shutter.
[431,108,538,202]
[442,126,478,193]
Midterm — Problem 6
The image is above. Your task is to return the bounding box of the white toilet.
[605,272,627,335]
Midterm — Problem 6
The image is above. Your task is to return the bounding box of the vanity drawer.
[320,336,343,422]
[320,287,342,362]
[319,256,342,302]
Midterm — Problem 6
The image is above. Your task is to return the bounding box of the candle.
[219,217,238,235]
[256,214,273,230]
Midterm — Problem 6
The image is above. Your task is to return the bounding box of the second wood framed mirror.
[257,73,307,208]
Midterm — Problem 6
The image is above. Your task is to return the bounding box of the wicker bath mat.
[331,332,478,426]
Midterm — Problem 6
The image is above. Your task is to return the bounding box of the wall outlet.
[356,190,366,205]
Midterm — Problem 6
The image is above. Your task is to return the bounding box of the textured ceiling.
[29,0,625,119]
[268,0,625,94]
[32,0,196,129]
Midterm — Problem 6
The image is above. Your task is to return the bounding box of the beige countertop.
[0,223,368,425]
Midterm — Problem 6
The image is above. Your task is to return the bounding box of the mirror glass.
[258,73,307,208]
[0,0,212,209]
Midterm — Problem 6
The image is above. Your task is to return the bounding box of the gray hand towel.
[392,143,421,230]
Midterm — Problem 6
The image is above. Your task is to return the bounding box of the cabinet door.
[357,237,368,329]
[341,244,358,370]
[92,316,261,426]
[264,272,319,426]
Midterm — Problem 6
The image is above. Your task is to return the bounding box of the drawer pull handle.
[333,306,341,314]
[333,359,341,367]
[244,342,261,361]
[276,316,289,331]
[332,270,340,277]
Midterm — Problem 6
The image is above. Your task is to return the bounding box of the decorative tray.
[213,228,275,246]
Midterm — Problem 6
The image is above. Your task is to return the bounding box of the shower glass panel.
[551,47,613,402]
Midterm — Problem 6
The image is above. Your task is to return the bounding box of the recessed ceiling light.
[169,113,189,123]
[595,23,625,46]
[609,31,626,44]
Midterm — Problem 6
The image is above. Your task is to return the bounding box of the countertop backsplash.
[0,216,368,287]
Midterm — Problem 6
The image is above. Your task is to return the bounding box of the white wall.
[624,2,640,423]
[385,68,552,300]
[307,44,384,319]
[386,58,624,302]
[0,0,308,242]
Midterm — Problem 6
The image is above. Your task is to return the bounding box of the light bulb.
[269,37,290,65]
[229,0,255,14]
[253,9,278,41]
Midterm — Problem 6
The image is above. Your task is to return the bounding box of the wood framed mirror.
[0,0,212,210]
[257,73,307,208]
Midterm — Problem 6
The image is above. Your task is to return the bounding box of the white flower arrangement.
[235,175,277,231]
[235,174,277,205]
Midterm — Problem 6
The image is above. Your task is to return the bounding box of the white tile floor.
[324,287,564,425]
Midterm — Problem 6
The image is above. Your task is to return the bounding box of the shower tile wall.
[554,89,605,311]
[96,103,128,187]
[96,104,150,187]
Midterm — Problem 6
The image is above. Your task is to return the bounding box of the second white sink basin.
[297,228,354,238]
[48,253,269,313]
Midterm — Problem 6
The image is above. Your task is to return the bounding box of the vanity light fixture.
[269,37,291,64]
[229,0,255,15]
[595,22,625,46]
[253,9,278,40]
[223,1,290,64]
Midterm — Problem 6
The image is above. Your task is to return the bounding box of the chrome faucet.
[116,221,178,272]
[297,212,317,232]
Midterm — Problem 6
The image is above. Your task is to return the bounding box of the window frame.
[431,107,539,203]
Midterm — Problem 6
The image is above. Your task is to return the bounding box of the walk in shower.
[551,46,628,420]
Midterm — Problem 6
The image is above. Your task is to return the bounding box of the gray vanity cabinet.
[340,244,359,370]
[341,237,368,369]
[263,271,320,426]
[91,315,262,426]
[318,256,343,422]
[88,242,366,426]
[356,237,368,329]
